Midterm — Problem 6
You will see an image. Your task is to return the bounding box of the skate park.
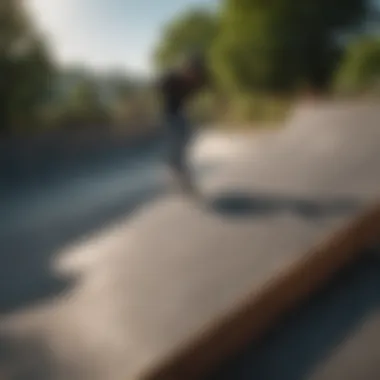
[1,100,380,380]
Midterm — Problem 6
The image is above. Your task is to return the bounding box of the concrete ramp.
[1,102,380,380]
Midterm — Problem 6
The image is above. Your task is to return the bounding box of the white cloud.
[27,0,73,33]
[27,0,107,70]
[25,0,150,73]
[26,0,77,56]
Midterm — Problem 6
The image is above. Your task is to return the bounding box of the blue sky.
[27,0,218,74]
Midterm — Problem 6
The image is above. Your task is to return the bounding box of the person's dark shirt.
[159,70,206,116]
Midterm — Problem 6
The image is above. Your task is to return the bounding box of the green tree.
[57,80,110,129]
[153,8,219,69]
[211,0,372,94]
[0,0,53,134]
[334,36,380,94]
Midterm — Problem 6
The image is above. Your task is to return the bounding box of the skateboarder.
[158,54,209,196]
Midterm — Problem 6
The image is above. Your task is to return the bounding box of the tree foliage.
[334,36,380,94]
[0,0,53,134]
[153,0,374,96]
[211,0,372,93]
[53,80,111,129]
[153,8,219,69]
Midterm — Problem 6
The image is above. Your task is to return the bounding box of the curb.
[141,203,380,380]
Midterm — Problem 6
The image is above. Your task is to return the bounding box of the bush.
[334,36,380,96]
[186,90,292,128]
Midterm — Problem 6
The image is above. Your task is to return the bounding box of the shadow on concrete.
[0,157,221,316]
[0,184,163,316]
[208,191,361,219]
[209,252,380,380]
[0,331,61,380]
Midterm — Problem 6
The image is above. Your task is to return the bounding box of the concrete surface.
[0,102,380,380]
[209,251,380,380]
